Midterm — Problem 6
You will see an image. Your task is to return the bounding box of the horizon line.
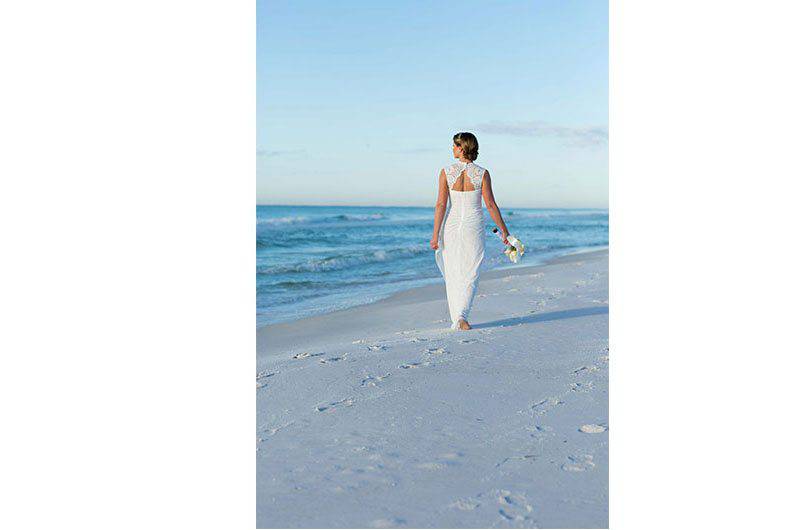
[256,203,609,210]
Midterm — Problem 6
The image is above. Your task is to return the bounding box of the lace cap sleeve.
[469,164,486,190]
[443,165,457,189]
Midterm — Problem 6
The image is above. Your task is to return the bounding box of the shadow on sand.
[472,306,608,330]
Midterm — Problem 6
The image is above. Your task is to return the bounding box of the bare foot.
[457,319,472,330]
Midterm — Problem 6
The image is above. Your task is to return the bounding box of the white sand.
[257,249,608,528]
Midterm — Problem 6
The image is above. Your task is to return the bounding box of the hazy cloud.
[475,121,608,147]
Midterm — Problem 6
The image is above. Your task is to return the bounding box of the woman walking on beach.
[431,132,511,330]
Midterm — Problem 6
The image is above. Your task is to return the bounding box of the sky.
[257,0,608,208]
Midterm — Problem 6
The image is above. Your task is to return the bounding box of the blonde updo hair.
[453,132,479,161]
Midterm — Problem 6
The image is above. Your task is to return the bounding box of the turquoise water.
[257,205,608,326]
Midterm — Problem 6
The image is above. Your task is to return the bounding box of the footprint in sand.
[352,339,367,344]
[424,347,447,355]
[256,370,278,389]
[561,454,595,472]
[292,351,323,360]
[531,397,564,415]
[495,454,537,468]
[367,344,387,351]
[459,338,478,344]
[409,337,429,343]
[472,489,533,522]
[570,381,594,393]
[399,361,430,369]
[573,365,599,374]
[497,490,534,521]
[315,397,355,412]
[361,373,391,387]
[320,354,348,364]
[261,421,295,436]
[579,423,607,434]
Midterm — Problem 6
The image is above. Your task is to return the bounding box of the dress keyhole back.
[452,166,475,192]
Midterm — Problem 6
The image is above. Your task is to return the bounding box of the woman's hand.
[501,230,509,245]
[430,235,439,250]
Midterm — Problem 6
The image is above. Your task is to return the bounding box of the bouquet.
[492,228,525,263]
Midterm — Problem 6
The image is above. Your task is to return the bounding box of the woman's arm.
[481,170,510,244]
[430,169,449,250]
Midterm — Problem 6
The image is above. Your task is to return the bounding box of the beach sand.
[257,249,608,528]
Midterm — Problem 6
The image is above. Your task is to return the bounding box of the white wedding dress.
[434,160,489,330]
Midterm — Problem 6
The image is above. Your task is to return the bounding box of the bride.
[430,132,511,330]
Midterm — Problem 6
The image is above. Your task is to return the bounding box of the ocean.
[257,205,608,326]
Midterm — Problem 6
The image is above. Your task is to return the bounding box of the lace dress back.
[444,162,486,192]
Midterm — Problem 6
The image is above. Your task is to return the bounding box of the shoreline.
[256,245,608,331]
[257,248,607,359]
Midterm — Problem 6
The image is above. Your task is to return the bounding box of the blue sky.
[257,0,607,208]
